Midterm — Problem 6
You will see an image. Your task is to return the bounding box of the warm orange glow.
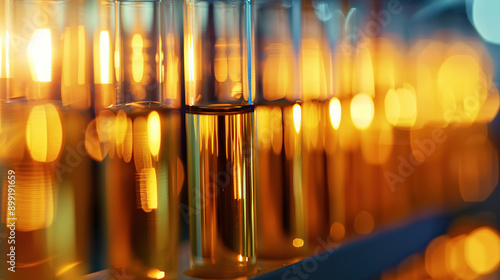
[231,83,243,100]
[300,39,327,101]
[374,38,403,90]
[148,111,161,157]
[292,238,304,248]
[85,119,107,162]
[302,102,321,149]
[145,174,158,212]
[447,234,478,280]
[262,44,292,101]
[78,25,85,85]
[5,31,8,78]
[228,37,241,82]
[476,86,500,123]
[256,106,271,151]
[270,107,283,154]
[360,123,393,165]
[26,104,63,162]
[354,211,374,235]
[354,46,375,97]
[330,222,346,242]
[231,113,244,201]
[157,38,164,83]
[146,269,165,279]
[385,85,417,127]
[96,110,115,143]
[438,55,485,125]
[238,255,249,262]
[255,106,283,155]
[1,32,9,78]
[164,32,180,104]
[28,29,52,82]
[177,157,185,196]
[122,117,133,163]
[132,34,144,83]
[10,164,54,231]
[187,34,195,82]
[139,168,158,212]
[293,104,301,134]
[114,47,120,82]
[425,235,453,279]
[61,25,89,109]
[114,110,127,160]
[99,30,111,84]
[0,37,3,78]
[214,37,228,82]
[465,227,500,274]
[133,116,153,172]
[186,33,196,105]
[329,97,341,130]
[412,40,495,127]
[458,136,498,202]
[350,93,374,130]
[56,262,82,277]
[115,110,128,146]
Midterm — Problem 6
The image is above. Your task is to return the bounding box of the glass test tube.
[0,1,96,279]
[322,0,354,242]
[300,0,344,246]
[253,0,307,259]
[0,0,9,101]
[1,2,65,280]
[93,0,116,111]
[8,0,68,102]
[184,0,257,277]
[96,0,181,279]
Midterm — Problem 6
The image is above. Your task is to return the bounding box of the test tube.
[115,0,162,105]
[0,0,9,101]
[8,0,68,102]
[300,0,345,246]
[93,0,116,111]
[253,0,307,259]
[94,0,181,279]
[0,1,97,279]
[184,0,257,277]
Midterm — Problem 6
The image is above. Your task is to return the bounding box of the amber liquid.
[301,101,331,245]
[0,104,94,280]
[185,105,257,278]
[254,104,307,259]
[102,104,179,279]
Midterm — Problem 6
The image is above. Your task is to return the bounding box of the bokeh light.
[472,0,500,44]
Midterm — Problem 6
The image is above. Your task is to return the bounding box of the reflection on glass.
[116,0,162,105]
[253,0,309,259]
[92,105,179,279]
[255,104,306,258]
[184,0,256,277]
[186,108,256,277]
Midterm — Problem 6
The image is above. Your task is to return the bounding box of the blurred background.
[0,0,499,279]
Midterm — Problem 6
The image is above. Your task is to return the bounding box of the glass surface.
[9,0,69,101]
[184,0,256,277]
[186,106,257,278]
[184,0,252,107]
[100,105,180,279]
[115,0,163,105]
